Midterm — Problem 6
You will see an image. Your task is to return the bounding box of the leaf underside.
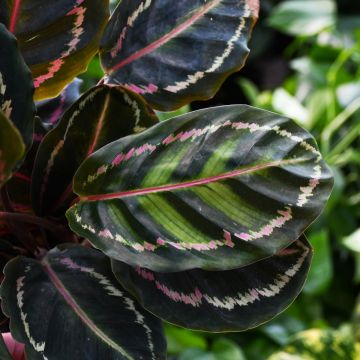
[100,0,260,111]
[67,105,333,272]
[112,236,312,332]
[1,245,166,360]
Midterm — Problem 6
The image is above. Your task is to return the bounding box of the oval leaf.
[67,105,333,272]
[1,245,166,360]
[32,85,158,215]
[112,237,312,332]
[0,0,109,100]
[0,110,25,187]
[100,0,260,111]
[36,78,83,128]
[0,24,34,148]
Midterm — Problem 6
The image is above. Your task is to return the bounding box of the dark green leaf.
[32,85,158,215]
[0,0,109,100]
[1,245,166,360]
[100,0,259,111]
[112,237,312,332]
[36,78,83,129]
[67,105,332,272]
[0,24,34,148]
[0,110,25,187]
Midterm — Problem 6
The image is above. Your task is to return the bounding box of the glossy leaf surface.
[0,24,34,148]
[1,245,166,360]
[32,85,158,215]
[0,110,25,187]
[100,0,259,111]
[0,0,109,100]
[36,78,83,129]
[112,237,312,332]
[67,105,333,272]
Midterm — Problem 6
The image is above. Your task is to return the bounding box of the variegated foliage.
[32,85,158,215]
[112,236,312,332]
[1,245,167,360]
[0,0,109,100]
[67,105,333,272]
[100,0,259,110]
[0,24,34,148]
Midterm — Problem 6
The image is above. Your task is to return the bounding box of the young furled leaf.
[0,110,25,187]
[0,0,109,100]
[0,24,34,148]
[112,236,312,332]
[100,0,260,111]
[67,105,333,272]
[32,85,158,215]
[1,245,167,360]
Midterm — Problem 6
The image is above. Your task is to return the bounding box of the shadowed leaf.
[0,110,25,187]
[100,0,259,111]
[32,85,158,215]
[0,0,109,100]
[0,24,34,148]
[1,245,166,360]
[112,237,312,332]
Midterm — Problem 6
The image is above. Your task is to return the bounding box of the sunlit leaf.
[67,105,333,272]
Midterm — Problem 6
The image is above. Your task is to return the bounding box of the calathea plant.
[0,0,333,359]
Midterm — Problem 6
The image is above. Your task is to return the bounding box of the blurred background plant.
[82,0,360,358]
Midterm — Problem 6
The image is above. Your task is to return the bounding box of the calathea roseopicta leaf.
[67,105,333,272]
[0,0,109,100]
[32,85,158,215]
[0,333,12,360]
[0,245,167,360]
[0,24,35,148]
[112,236,312,332]
[36,78,83,129]
[0,110,25,187]
[100,0,260,111]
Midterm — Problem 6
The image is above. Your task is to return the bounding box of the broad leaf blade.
[100,0,260,111]
[0,110,25,187]
[1,245,166,360]
[0,0,109,100]
[67,105,333,272]
[112,237,312,332]
[0,24,34,148]
[32,85,158,215]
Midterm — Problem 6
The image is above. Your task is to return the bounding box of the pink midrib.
[109,0,221,72]
[42,259,131,359]
[81,158,306,202]
[9,0,21,33]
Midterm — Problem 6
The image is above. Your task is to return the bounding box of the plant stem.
[0,211,72,242]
